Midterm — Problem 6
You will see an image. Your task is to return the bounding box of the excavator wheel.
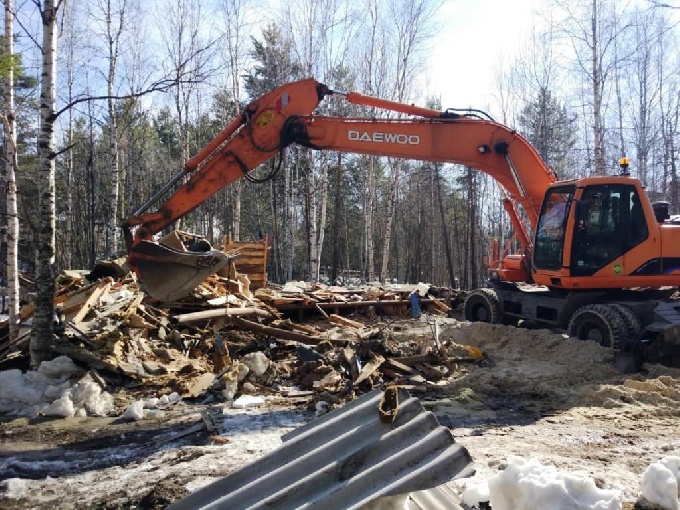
[608,304,643,346]
[567,304,626,349]
[464,288,501,324]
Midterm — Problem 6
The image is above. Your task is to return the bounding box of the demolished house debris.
[0,254,474,419]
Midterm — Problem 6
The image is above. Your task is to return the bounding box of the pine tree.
[518,87,578,179]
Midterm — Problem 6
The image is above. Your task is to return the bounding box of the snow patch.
[122,400,145,421]
[232,395,265,409]
[0,357,114,418]
[641,456,680,510]
[464,456,623,510]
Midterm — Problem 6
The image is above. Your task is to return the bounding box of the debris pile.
[0,267,473,418]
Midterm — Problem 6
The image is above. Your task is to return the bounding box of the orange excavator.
[122,78,680,367]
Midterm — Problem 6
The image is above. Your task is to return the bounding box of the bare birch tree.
[279,0,357,281]
[220,0,255,241]
[377,0,440,284]
[2,0,20,342]
[58,0,83,270]
[30,0,63,367]
[97,0,127,258]
[550,0,628,176]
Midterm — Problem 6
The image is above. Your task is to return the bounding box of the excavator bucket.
[129,239,231,302]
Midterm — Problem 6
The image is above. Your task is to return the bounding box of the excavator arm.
[124,78,556,301]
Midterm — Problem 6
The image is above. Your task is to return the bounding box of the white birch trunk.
[313,159,329,282]
[3,0,20,342]
[107,97,119,257]
[591,0,604,176]
[284,164,294,281]
[30,0,60,367]
[379,160,400,284]
[307,165,318,281]
[365,157,376,282]
[233,181,242,241]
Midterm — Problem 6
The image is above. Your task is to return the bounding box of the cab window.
[534,188,573,271]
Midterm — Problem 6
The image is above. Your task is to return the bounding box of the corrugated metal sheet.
[408,482,467,509]
[169,388,473,510]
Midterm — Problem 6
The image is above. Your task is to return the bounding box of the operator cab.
[533,183,649,277]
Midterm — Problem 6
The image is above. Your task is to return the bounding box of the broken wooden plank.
[123,292,146,320]
[391,353,446,366]
[427,295,451,313]
[328,314,364,329]
[354,354,385,385]
[271,319,320,336]
[72,281,112,324]
[230,317,349,345]
[315,303,329,319]
[64,321,95,347]
[126,313,157,329]
[175,307,271,324]
[382,357,421,375]
[179,372,215,398]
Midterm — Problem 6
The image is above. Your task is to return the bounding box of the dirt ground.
[0,317,678,509]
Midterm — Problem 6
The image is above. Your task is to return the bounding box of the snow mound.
[641,456,680,510]
[464,456,623,510]
[0,357,114,417]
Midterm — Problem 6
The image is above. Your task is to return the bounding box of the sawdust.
[412,319,680,502]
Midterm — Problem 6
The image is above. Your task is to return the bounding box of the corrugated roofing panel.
[169,388,473,510]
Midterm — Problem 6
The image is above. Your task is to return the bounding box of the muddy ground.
[0,318,678,509]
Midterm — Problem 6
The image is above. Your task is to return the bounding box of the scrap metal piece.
[168,388,473,510]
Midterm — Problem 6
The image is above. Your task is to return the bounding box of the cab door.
[570,185,648,277]
[534,186,574,271]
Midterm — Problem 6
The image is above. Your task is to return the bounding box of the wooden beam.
[230,317,349,345]
[71,281,111,324]
[175,307,271,324]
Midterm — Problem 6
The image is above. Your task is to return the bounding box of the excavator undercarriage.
[464,283,680,369]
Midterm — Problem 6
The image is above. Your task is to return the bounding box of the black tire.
[567,304,626,349]
[609,304,642,345]
[464,288,501,324]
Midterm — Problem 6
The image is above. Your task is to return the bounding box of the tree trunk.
[283,162,294,281]
[330,153,343,284]
[106,101,120,257]
[591,0,605,176]
[467,167,478,289]
[31,0,61,368]
[435,165,457,289]
[365,156,376,281]
[3,0,20,342]
[311,155,329,282]
[270,173,282,283]
[105,0,124,258]
[379,160,400,284]
[233,180,243,241]
[305,153,317,282]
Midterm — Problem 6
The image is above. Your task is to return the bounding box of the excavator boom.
[123,78,556,300]
[119,77,680,368]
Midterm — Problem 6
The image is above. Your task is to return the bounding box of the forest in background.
[2,0,680,294]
